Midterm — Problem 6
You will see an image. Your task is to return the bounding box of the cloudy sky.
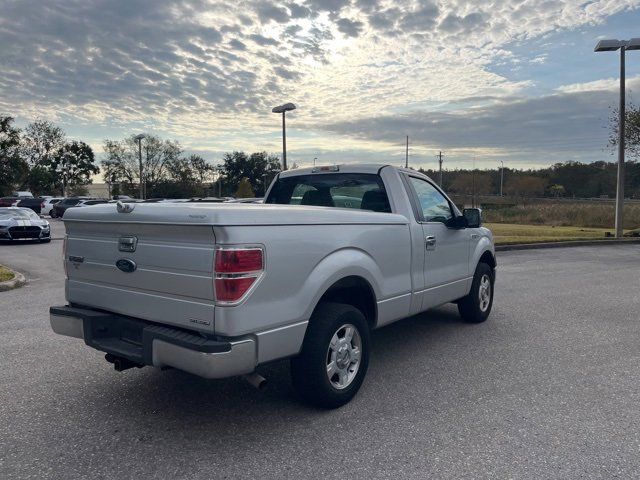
[1,0,640,170]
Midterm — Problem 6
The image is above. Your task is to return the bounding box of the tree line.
[2,104,640,200]
[0,115,282,198]
[0,116,99,197]
[420,160,640,200]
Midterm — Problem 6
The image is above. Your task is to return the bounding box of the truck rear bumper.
[50,305,256,379]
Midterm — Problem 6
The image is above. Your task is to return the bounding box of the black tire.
[291,302,370,409]
[50,210,57,219]
[457,262,494,323]
[40,238,51,243]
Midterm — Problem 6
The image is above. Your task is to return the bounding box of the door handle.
[425,235,436,250]
[471,233,479,239]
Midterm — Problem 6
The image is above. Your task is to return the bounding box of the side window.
[408,177,452,223]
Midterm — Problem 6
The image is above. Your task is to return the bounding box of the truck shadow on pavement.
[78,305,476,425]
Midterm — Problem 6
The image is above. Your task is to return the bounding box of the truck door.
[404,175,470,310]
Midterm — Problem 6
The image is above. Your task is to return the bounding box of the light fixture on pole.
[594,37,640,238]
[134,134,146,200]
[271,103,296,171]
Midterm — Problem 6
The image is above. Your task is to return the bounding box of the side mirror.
[446,215,468,229]
[463,208,482,228]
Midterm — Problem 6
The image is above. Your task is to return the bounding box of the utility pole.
[499,160,504,197]
[436,151,444,186]
[472,156,476,208]
[405,136,409,168]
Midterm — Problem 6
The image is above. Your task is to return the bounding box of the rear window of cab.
[266,173,391,213]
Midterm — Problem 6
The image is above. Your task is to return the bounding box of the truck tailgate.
[64,220,216,332]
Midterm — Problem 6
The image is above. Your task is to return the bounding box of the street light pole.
[616,46,626,238]
[134,134,146,200]
[272,103,296,171]
[595,38,640,238]
[282,112,287,171]
[216,164,223,198]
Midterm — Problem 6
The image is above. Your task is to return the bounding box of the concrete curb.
[0,266,26,291]
[496,238,640,252]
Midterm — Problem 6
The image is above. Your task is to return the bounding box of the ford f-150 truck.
[50,164,495,408]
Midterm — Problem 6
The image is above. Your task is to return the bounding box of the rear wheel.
[50,210,58,219]
[457,262,494,323]
[291,302,370,408]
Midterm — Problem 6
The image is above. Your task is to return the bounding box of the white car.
[41,198,63,217]
[0,207,51,242]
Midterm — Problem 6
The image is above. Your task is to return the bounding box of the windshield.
[0,208,39,220]
[266,173,391,212]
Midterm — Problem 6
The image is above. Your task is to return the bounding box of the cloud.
[321,78,640,160]
[0,0,638,168]
[336,17,365,38]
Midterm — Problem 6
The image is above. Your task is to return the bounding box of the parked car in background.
[188,197,225,203]
[41,198,63,217]
[12,191,33,198]
[16,197,45,215]
[0,207,50,242]
[225,197,264,204]
[51,197,88,218]
[0,197,18,207]
[77,199,109,207]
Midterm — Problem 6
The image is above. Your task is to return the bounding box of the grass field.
[482,202,640,229]
[0,266,15,282]
[486,223,622,245]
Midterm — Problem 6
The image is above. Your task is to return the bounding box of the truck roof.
[278,163,392,178]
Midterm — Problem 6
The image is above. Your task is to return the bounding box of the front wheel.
[457,262,494,323]
[291,302,370,408]
[50,210,57,219]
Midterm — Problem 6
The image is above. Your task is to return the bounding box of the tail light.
[41,202,45,209]
[214,246,264,304]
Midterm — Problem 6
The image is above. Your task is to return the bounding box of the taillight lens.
[214,249,263,273]
[214,247,264,304]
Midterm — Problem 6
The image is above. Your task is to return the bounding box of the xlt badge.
[118,236,138,252]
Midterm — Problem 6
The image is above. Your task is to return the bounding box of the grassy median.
[0,266,15,282]
[486,223,621,245]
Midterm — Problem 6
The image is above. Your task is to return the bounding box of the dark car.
[0,197,18,207]
[77,199,109,207]
[16,197,44,215]
[52,197,86,218]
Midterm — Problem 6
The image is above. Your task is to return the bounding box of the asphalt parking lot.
[1,221,640,479]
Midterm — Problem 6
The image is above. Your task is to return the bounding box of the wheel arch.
[478,250,496,270]
[313,275,378,330]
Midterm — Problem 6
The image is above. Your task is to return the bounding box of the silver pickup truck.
[50,164,495,408]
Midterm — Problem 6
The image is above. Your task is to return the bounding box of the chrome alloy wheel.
[326,323,362,390]
[478,274,492,312]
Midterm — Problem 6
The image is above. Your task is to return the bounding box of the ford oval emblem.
[116,258,137,273]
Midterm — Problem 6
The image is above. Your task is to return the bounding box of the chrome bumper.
[50,306,256,379]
